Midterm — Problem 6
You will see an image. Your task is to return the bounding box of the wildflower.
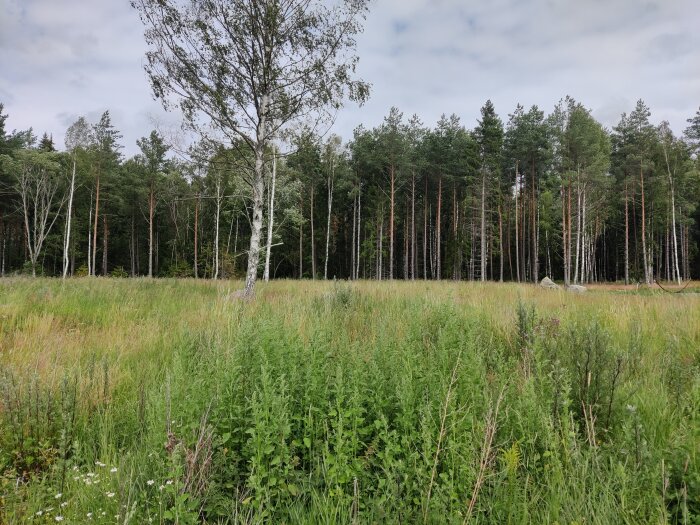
[55,493,63,499]
[158,485,165,491]
[110,467,118,473]
[165,480,173,485]
[36,511,43,516]
[61,502,68,507]
[87,513,93,518]
[106,492,115,498]
[146,480,155,486]
[95,461,106,467]
[55,517,64,522]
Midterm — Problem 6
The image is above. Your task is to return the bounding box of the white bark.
[263,145,277,281]
[213,175,222,280]
[62,157,77,278]
[244,95,269,295]
[324,156,334,280]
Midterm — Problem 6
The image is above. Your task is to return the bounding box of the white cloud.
[1,0,698,153]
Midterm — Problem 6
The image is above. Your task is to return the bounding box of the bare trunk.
[640,164,650,284]
[356,183,361,279]
[515,163,520,282]
[148,183,154,277]
[62,158,76,278]
[436,175,442,280]
[561,180,568,285]
[194,193,199,279]
[92,174,100,276]
[351,190,356,280]
[324,158,334,280]
[498,204,504,282]
[574,176,582,284]
[389,165,395,280]
[423,178,428,280]
[480,172,487,282]
[264,146,277,281]
[310,183,316,279]
[213,177,221,280]
[87,194,93,277]
[102,213,108,276]
[411,171,416,280]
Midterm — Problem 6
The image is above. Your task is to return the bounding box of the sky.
[1,0,698,156]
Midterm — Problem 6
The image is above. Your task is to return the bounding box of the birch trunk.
[62,157,76,278]
[213,176,221,280]
[324,157,334,280]
[264,146,277,282]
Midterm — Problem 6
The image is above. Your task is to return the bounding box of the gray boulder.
[566,284,587,294]
[539,276,561,290]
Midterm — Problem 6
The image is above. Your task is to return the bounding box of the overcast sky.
[1,0,698,155]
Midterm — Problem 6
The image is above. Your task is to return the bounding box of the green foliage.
[0,280,698,524]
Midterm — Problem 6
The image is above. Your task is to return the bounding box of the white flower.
[55,517,64,522]
[95,461,106,467]
[110,467,118,473]
[55,493,62,499]
[35,511,43,516]
[60,502,68,507]
[146,480,155,486]
[101,511,106,516]
[87,512,93,518]
[165,480,173,485]
[106,492,115,498]
[158,485,165,491]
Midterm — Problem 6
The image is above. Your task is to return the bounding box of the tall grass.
[0,278,698,523]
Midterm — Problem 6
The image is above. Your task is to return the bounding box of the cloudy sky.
[1,0,698,155]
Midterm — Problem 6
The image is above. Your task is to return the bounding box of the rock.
[539,276,561,290]
[566,284,587,294]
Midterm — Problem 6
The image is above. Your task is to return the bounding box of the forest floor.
[0,278,698,524]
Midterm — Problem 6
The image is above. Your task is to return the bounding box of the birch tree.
[133,0,369,296]
[63,118,91,278]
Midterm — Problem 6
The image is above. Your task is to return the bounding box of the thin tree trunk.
[389,165,395,280]
[324,157,334,280]
[515,163,520,282]
[194,193,199,279]
[62,157,76,278]
[411,171,416,281]
[423,178,428,280]
[299,195,303,278]
[498,204,504,282]
[436,175,442,280]
[148,183,154,277]
[87,193,93,277]
[131,213,136,276]
[264,146,277,282]
[102,213,108,276]
[351,190,356,280]
[213,176,221,280]
[357,183,361,279]
[480,171,487,282]
[310,183,316,279]
[639,164,650,284]
[92,173,100,276]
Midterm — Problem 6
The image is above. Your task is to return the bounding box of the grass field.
[0,278,698,524]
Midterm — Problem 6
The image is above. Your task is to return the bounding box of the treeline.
[1,98,699,283]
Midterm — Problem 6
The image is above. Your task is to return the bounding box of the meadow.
[0,278,698,524]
